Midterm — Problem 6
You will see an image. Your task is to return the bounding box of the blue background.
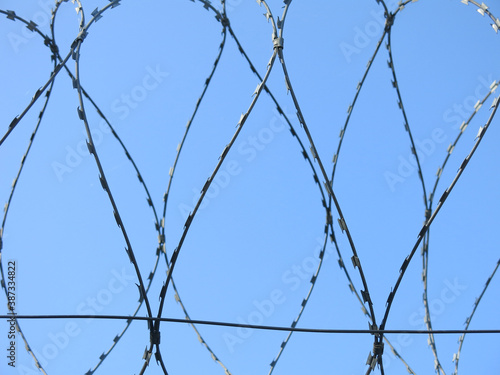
[1,1,499,374]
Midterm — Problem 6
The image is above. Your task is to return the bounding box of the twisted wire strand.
[326,2,419,373]
[330,22,388,183]
[382,4,446,373]
[155,0,283,316]
[151,2,281,372]
[148,1,236,373]
[0,40,54,375]
[157,0,335,372]
[281,3,383,332]
[330,0,415,182]
[422,4,499,368]
[72,3,171,373]
[421,76,498,374]
[0,19,73,146]
[69,43,166,375]
[385,24,428,211]
[407,2,497,374]
[427,78,499,209]
[266,235,330,375]
[160,2,227,233]
[420,235,446,375]
[344,1,500,372]
[0,2,88,373]
[271,2,389,374]
[461,0,500,32]
[209,3,336,374]
[49,2,166,370]
[65,3,167,374]
[156,1,234,372]
[288,4,418,375]
[379,93,500,369]
[374,4,425,374]
[50,1,238,373]
[321,3,417,372]
[419,77,498,375]
[202,3,331,374]
[218,10,344,373]
[0,108,52,375]
[452,258,500,375]
[49,2,171,373]
[258,2,409,373]
[159,3,335,367]
[421,2,500,373]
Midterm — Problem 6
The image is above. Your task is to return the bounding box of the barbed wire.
[1,0,499,374]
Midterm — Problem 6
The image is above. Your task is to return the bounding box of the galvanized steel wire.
[1,0,499,374]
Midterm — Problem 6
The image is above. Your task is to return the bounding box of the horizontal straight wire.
[1,314,498,335]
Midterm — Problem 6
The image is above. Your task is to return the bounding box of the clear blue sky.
[1,1,499,374]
